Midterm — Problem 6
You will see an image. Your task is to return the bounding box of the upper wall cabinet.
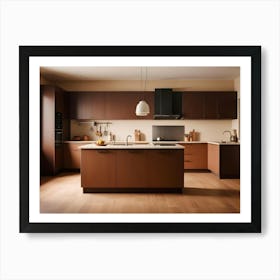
[69,92,106,120]
[69,91,154,120]
[182,93,205,119]
[105,92,154,120]
[183,92,237,120]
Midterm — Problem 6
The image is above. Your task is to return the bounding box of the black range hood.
[154,88,182,119]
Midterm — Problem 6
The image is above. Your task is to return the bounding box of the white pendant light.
[136,100,150,116]
[135,67,150,116]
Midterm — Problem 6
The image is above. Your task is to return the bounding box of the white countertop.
[152,141,240,145]
[64,141,95,144]
[207,141,240,145]
[65,140,240,146]
[153,141,208,144]
[80,143,184,150]
[64,140,150,144]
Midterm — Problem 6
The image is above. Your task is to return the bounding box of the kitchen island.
[80,143,184,193]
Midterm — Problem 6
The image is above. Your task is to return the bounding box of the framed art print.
[19,46,261,233]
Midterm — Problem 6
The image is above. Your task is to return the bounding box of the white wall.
[1,1,279,280]
[71,119,233,142]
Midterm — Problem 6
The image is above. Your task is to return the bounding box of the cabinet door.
[105,92,136,119]
[183,143,207,169]
[69,92,105,119]
[55,146,64,173]
[218,93,237,119]
[147,150,184,188]
[64,143,83,169]
[40,85,55,175]
[204,93,219,119]
[204,92,237,119]
[182,93,205,119]
[55,87,64,113]
[220,145,240,178]
[81,150,116,188]
[116,150,148,188]
[207,144,220,175]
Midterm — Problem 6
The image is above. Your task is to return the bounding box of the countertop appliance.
[154,88,182,119]
[152,125,185,142]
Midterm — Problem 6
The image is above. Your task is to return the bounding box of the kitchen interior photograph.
[40,66,240,214]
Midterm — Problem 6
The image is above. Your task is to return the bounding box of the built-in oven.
[55,112,63,146]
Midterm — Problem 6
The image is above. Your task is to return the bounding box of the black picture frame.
[19,46,261,233]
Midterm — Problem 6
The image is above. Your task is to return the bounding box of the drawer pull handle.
[185,160,192,162]
[98,150,109,153]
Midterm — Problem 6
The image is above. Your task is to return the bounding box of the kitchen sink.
[111,142,133,146]
[153,143,177,146]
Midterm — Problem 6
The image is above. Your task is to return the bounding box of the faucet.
[126,135,132,146]
[223,130,232,142]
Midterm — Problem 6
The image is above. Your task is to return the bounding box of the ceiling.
[40,66,240,81]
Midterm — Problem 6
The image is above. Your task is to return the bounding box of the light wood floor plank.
[40,172,240,213]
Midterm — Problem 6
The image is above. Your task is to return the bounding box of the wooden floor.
[40,172,240,213]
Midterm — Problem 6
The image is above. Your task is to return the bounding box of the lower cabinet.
[64,143,84,169]
[147,150,184,188]
[182,143,208,170]
[208,144,240,179]
[81,150,116,188]
[81,149,184,191]
[207,144,220,175]
[116,150,148,188]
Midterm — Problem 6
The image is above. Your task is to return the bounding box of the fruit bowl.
[95,140,106,146]
[96,143,107,146]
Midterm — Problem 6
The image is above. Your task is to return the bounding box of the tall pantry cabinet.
[40,85,68,175]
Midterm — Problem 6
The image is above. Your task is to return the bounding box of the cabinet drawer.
[183,144,207,169]
[183,143,206,154]
[184,158,207,169]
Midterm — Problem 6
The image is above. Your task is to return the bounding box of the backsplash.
[70,119,234,142]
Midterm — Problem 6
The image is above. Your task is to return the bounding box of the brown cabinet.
[207,144,220,175]
[205,92,237,119]
[182,93,205,119]
[182,143,208,170]
[63,143,84,169]
[147,150,184,188]
[115,150,148,187]
[105,92,136,119]
[207,143,240,179]
[69,92,105,119]
[40,85,66,176]
[69,91,154,120]
[81,149,184,191]
[81,149,116,188]
[183,92,237,120]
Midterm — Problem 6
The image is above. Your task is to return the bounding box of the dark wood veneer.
[40,85,69,175]
[183,91,237,119]
[81,149,184,191]
[68,91,154,120]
